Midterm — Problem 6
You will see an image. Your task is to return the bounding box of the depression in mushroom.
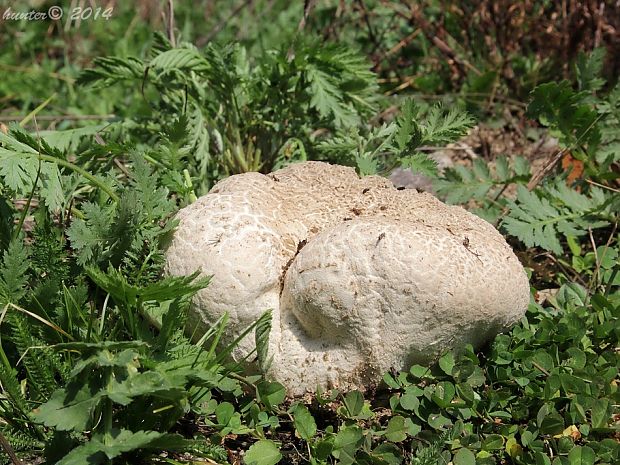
[164,161,530,396]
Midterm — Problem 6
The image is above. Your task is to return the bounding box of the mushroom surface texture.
[164,161,530,395]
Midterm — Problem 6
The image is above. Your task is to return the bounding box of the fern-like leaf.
[421,105,475,145]
[502,183,610,254]
[39,124,107,153]
[77,56,144,88]
[355,152,379,176]
[503,186,566,254]
[399,153,438,177]
[149,48,209,73]
[0,360,30,421]
[527,80,601,150]
[255,309,273,372]
[307,66,356,127]
[66,201,115,265]
[596,83,620,165]
[575,47,605,94]
[436,156,529,205]
[0,129,66,211]
[7,313,58,401]
[0,240,29,306]
[185,104,211,182]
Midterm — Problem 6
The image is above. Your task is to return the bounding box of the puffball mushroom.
[164,161,530,395]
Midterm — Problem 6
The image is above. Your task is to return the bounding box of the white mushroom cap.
[164,162,530,395]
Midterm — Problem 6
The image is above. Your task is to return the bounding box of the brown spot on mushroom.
[375,232,386,247]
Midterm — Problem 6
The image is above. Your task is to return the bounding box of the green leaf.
[567,445,596,465]
[515,377,530,387]
[399,153,438,177]
[435,157,511,205]
[535,452,552,465]
[410,365,430,378]
[421,105,475,145]
[453,447,476,465]
[384,416,408,442]
[457,382,476,403]
[150,48,209,72]
[439,352,455,377]
[404,418,421,436]
[540,413,564,435]
[502,186,563,254]
[488,411,512,421]
[56,441,106,465]
[255,309,273,371]
[57,430,185,465]
[107,371,187,406]
[39,124,106,153]
[559,373,587,395]
[399,390,420,412]
[0,149,38,192]
[575,48,605,93]
[291,403,317,440]
[431,381,455,408]
[86,266,138,307]
[77,56,144,87]
[383,372,401,389]
[372,443,403,465]
[482,434,504,451]
[51,340,148,353]
[513,156,531,176]
[537,404,551,428]
[35,384,102,431]
[257,380,286,411]
[314,438,334,461]
[533,350,555,373]
[0,128,67,212]
[428,413,452,429]
[591,398,610,428]
[495,156,510,180]
[564,348,586,369]
[307,67,353,127]
[505,437,523,459]
[394,99,422,151]
[244,440,282,465]
[140,272,210,303]
[332,426,363,465]
[527,80,600,149]
[343,390,364,417]
[0,239,29,305]
[215,402,235,426]
[355,152,379,176]
[566,235,582,256]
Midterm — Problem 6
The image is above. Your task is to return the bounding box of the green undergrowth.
[0,16,618,465]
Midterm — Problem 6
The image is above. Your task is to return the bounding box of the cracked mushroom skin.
[164,161,530,395]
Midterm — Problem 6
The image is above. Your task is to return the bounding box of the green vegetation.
[0,1,617,464]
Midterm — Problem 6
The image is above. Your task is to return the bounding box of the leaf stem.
[18,152,119,202]
[12,159,41,241]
